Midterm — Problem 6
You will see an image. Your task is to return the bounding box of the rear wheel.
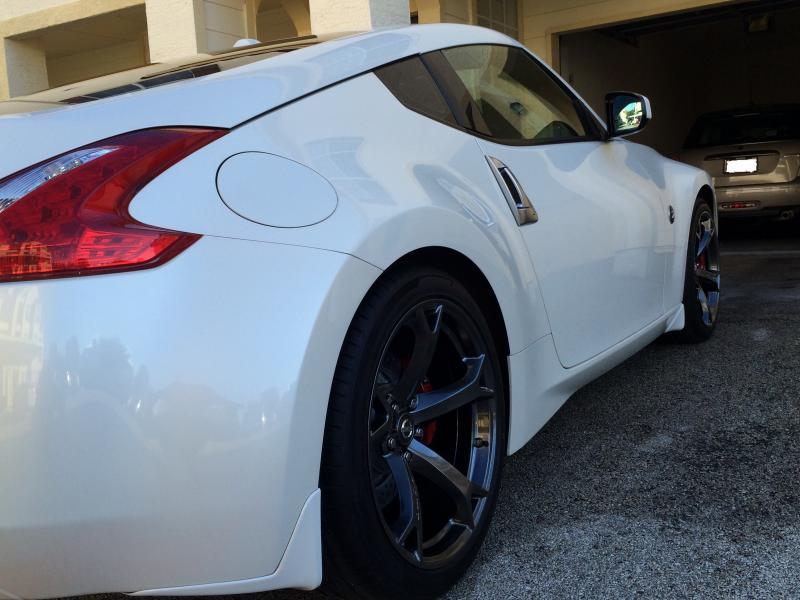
[320,266,506,600]
[676,196,720,343]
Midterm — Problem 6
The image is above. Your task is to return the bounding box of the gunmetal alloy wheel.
[369,300,498,568]
[321,267,506,600]
[693,207,721,327]
[676,197,720,343]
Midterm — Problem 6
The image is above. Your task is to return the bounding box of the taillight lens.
[0,127,226,283]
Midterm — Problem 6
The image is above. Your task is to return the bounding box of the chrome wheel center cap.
[398,416,414,443]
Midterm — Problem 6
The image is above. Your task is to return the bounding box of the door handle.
[485,156,538,225]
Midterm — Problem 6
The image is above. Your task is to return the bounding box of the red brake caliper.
[418,379,437,445]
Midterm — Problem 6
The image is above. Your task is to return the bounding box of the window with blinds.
[476,0,519,40]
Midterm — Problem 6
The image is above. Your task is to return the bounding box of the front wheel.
[320,266,507,600]
[676,196,720,343]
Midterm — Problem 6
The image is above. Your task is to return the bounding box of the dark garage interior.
[559,0,800,160]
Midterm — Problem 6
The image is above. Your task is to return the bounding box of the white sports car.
[0,24,719,600]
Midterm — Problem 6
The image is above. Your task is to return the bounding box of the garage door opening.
[558,0,800,159]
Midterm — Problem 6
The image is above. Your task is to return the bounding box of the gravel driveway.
[88,223,800,600]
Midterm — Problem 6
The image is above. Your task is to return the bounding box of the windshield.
[684,109,800,148]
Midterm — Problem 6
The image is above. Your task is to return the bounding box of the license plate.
[724,157,758,174]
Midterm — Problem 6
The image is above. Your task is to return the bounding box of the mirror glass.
[614,98,644,132]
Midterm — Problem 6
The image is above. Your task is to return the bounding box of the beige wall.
[0,0,82,21]
[145,0,204,60]
[440,0,470,24]
[309,0,408,35]
[0,0,148,97]
[204,0,248,51]
[0,37,48,97]
[47,37,148,87]
[256,0,312,41]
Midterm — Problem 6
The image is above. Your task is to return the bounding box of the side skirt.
[507,306,681,454]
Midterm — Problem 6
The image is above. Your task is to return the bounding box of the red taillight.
[0,127,226,283]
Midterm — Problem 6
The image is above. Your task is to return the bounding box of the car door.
[425,44,670,368]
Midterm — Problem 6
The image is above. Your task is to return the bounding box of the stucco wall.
[309,0,409,34]
[204,0,247,51]
[0,38,48,96]
[47,37,148,87]
[0,0,81,21]
[440,0,470,24]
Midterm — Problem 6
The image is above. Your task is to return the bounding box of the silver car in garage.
[680,106,800,220]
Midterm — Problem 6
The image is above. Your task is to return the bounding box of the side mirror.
[605,92,651,138]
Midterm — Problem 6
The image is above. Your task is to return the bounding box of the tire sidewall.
[321,268,507,599]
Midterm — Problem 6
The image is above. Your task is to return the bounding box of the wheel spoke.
[385,453,422,547]
[411,355,492,424]
[393,305,443,406]
[696,218,714,257]
[408,439,487,529]
[695,267,720,292]
[697,286,712,326]
[707,290,720,321]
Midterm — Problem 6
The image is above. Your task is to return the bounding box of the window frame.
[421,43,606,147]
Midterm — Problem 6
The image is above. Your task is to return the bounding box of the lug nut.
[474,437,487,448]
[403,451,412,461]
[414,426,424,438]
[387,437,397,451]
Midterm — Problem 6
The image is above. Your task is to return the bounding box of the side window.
[436,45,589,144]
[374,56,458,127]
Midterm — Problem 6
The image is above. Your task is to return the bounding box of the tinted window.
[375,57,457,126]
[684,110,800,148]
[438,45,587,143]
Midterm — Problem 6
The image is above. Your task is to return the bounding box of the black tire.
[674,196,720,343]
[320,266,507,600]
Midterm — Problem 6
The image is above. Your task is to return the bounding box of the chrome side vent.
[485,156,538,225]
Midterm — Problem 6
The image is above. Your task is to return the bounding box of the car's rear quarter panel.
[131,71,552,355]
[0,237,379,597]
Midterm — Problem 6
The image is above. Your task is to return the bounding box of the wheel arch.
[697,183,716,210]
[664,165,717,308]
[381,246,511,360]
[324,245,519,466]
